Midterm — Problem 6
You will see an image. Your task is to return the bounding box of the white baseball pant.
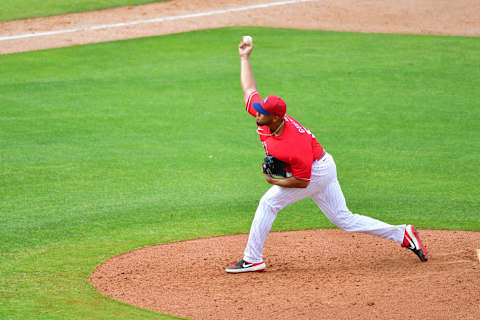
[243,152,407,264]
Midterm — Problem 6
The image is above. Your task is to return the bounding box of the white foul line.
[0,0,313,41]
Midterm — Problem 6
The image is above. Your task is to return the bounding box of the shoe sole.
[225,262,266,273]
[406,226,429,262]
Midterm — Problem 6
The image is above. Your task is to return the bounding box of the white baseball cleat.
[226,259,266,273]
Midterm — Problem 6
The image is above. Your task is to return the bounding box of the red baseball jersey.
[246,91,324,181]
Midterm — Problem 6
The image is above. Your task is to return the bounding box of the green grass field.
[0,0,169,21]
[1,27,479,319]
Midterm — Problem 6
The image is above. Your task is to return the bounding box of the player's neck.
[269,120,284,136]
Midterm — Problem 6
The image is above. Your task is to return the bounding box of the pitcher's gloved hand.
[262,155,287,178]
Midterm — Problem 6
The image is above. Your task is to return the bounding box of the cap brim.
[253,102,270,115]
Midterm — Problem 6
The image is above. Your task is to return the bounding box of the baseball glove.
[262,155,287,177]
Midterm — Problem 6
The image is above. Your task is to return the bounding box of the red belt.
[316,150,326,161]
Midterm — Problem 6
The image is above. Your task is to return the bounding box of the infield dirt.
[1,0,479,54]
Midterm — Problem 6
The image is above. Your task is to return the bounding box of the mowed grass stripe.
[0,28,479,319]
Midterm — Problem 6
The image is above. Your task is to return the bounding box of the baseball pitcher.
[226,37,429,273]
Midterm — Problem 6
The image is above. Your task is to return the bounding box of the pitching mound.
[91,229,480,319]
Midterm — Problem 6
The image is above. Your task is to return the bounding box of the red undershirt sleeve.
[245,91,262,117]
[290,159,313,181]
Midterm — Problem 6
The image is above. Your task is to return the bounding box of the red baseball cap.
[253,95,286,118]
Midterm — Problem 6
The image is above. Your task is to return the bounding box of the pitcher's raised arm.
[238,38,257,104]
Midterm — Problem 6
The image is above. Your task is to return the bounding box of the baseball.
[242,35,253,45]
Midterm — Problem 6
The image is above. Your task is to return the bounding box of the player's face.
[256,112,273,126]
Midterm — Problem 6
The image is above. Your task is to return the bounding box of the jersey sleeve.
[245,91,262,117]
[290,158,313,181]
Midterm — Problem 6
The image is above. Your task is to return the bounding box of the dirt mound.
[91,229,480,319]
